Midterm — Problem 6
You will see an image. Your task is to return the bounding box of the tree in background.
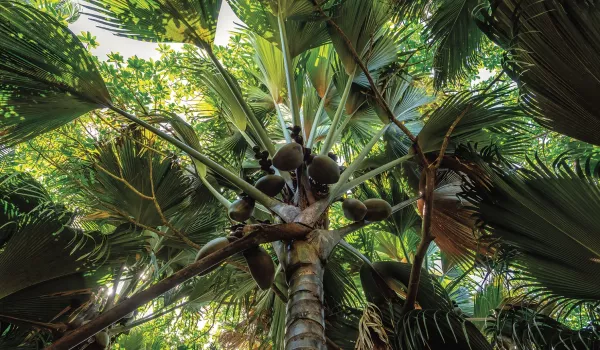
[0,0,599,349]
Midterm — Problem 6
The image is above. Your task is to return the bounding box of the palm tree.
[1,0,599,349]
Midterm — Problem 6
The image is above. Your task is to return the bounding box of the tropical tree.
[1,0,599,349]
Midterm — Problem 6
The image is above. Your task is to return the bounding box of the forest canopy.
[0,0,599,349]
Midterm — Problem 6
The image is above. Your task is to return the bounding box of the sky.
[68,1,240,60]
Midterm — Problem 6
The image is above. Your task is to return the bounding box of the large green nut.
[272,142,304,171]
[342,198,367,221]
[308,155,340,184]
[228,198,255,222]
[363,198,392,221]
[94,332,110,348]
[243,246,275,290]
[195,237,229,275]
[255,174,286,196]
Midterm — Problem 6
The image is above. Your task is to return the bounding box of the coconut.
[272,142,304,171]
[243,246,275,290]
[255,175,285,196]
[308,155,340,184]
[342,198,368,221]
[196,237,229,275]
[363,198,392,221]
[94,332,110,348]
[228,198,255,222]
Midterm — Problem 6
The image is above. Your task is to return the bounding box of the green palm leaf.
[227,0,329,58]
[476,0,600,145]
[487,306,600,349]
[84,0,222,47]
[417,87,522,154]
[327,0,393,75]
[460,153,600,302]
[86,130,193,228]
[427,0,484,89]
[360,261,491,349]
[0,1,111,146]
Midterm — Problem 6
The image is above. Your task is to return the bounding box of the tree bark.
[284,240,326,350]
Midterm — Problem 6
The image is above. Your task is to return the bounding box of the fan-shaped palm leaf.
[84,0,221,47]
[427,0,484,89]
[460,153,600,303]
[487,306,600,349]
[0,1,111,146]
[326,0,393,75]
[476,0,600,145]
[360,261,491,349]
[417,87,522,154]
[227,0,329,58]
[86,130,193,228]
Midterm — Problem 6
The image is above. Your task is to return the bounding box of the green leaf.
[327,0,393,74]
[86,129,194,228]
[488,306,600,349]
[227,0,328,57]
[417,88,522,154]
[476,1,600,145]
[460,153,600,302]
[427,0,484,89]
[0,1,111,146]
[84,0,222,47]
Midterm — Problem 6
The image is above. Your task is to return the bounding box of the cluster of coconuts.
[195,237,275,290]
[342,197,392,222]
[228,140,342,223]
[272,142,341,185]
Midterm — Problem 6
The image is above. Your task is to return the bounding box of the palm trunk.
[284,240,326,350]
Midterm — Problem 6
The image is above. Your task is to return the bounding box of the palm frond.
[417,87,523,154]
[360,261,492,349]
[372,75,433,125]
[487,306,600,349]
[326,0,393,74]
[427,0,484,89]
[460,153,600,303]
[227,0,329,58]
[397,309,492,350]
[84,0,222,47]
[189,54,249,133]
[0,1,110,146]
[476,0,600,145]
[85,129,194,228]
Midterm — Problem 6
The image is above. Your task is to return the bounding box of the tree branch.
[45,223,312,350]
[401,166,435,314]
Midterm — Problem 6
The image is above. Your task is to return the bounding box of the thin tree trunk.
[284,240,326,350]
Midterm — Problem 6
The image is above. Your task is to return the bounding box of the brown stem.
[402,166,435,313]
[45,223,311,350]
[284,240,326,350]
